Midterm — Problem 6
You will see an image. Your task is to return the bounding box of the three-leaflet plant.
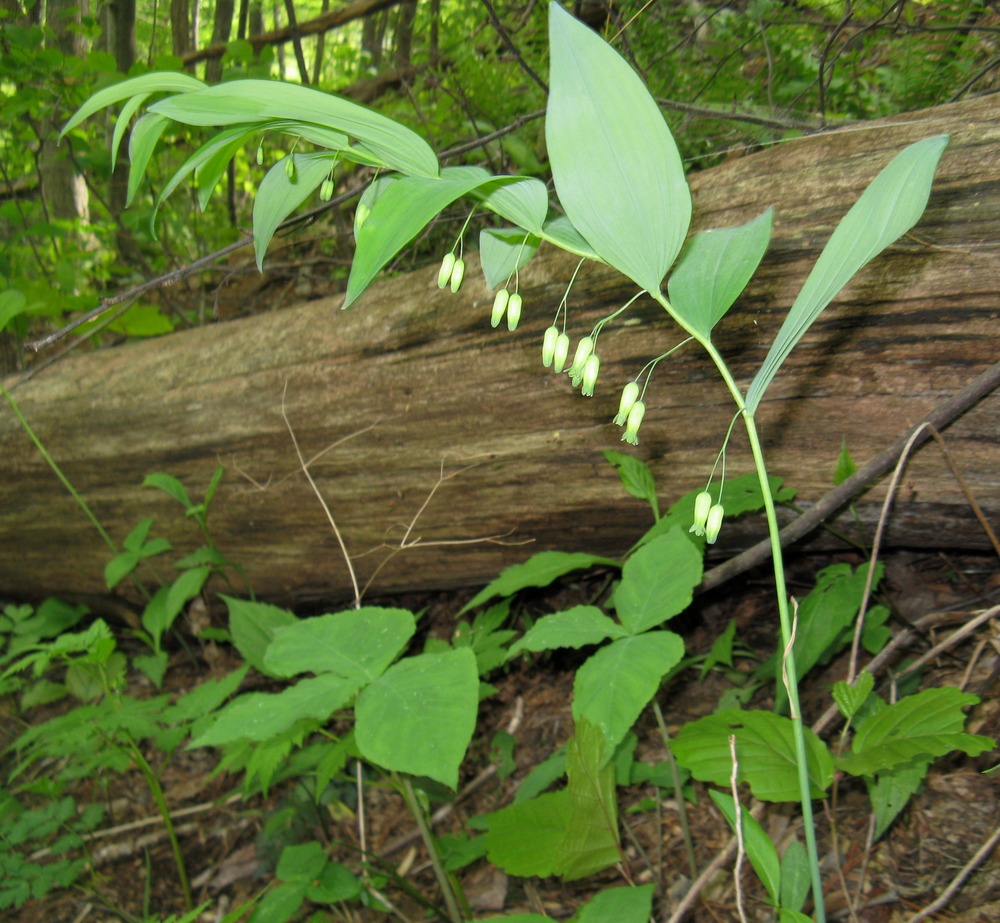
[63,3,989,920]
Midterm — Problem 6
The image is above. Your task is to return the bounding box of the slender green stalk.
[399,776,465,923]
[652,700,698,880]
[126,737,193,910]
[1,383,118,555]
[650,294,826,921]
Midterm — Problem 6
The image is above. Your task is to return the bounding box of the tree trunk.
[170,0,191,57]
[2,96,998,610]
[40,0,91,229]
[205,0,236,82]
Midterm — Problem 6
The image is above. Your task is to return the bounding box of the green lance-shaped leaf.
[667,209,773,339]
[345,165,490,307]
[710,790,781,906]
[546,3,691,294]
[541,214,602,262]
[746,135,949,413]
[127,113,170,208]
[148,79,439,178]
[111,93,151,173]
[473,176,550,235]
[254,152,339,269]
[60,71,208,139]
[354,647,479,789]
[479,228,540,289]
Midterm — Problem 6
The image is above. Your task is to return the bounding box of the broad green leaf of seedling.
[546,3,690,294]
[613,527,703,635]
[573,631,684,751]
[667,209,773,339]
[263,607,415,680]
[574,885,656,923]
[254,152,339,268]
[554,720,619,879]
[746,134,949,412]
[508,605,628,657]
[354,647,478,789]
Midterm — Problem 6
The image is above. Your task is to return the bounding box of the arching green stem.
[652,291,826,922]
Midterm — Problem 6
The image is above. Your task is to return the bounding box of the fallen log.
[2,95,998,610]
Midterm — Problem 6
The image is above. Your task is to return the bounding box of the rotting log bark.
[2,95,998,610]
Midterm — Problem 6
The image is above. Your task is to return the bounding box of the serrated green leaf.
[355,648,478,788]
[746,135,949,412]
[485,790,572,876]
[673,709,833,801]
[574,884,655,923]
[459,550,618,615]
[867,757,930,840]
[224,596,298,675]
[191,673,359,747]
[604,449,659,519]
[508,606,627,658]
[264,607,414,679]
[254,152,337,269]
[832,670,874,722]
[710,790,780,905]
[143,472,192,508]
[667,209,772,338]
[345,166,489,307]
[614,527,702,634]
[838,686,994,776]
[546,3,690,293]
[573,631,684,751]
[554,720,619,879]
[479,227,540,289]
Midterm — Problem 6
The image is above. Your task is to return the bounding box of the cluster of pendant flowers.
[434,246,728,544]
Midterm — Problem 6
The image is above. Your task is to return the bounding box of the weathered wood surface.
[2,95,998,609]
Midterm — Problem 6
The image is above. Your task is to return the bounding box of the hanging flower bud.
[581,354,600,396]
[705,503,725,544]
[491,289,510,328]
[690,491,712,536]
[256,143,264,165]
[541,326,559,366]
[552,333,571,373]
[507,293,523,331]
[284,155,295,180]
[621,401,646,445]
[355,202,371,230]
[449,258,466,293]
[568,336,594,382]
[438,252,457,289]
[320,178,334,202]
[614,382,640,425]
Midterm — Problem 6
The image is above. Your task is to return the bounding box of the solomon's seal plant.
[65,3,954,918]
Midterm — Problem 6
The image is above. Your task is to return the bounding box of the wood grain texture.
[3,94,998,608]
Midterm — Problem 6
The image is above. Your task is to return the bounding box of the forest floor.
[8,544,998,923]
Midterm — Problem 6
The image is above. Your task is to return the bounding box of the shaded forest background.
[1,0,998,366]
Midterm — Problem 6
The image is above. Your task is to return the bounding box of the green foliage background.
[1,0,996,356]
